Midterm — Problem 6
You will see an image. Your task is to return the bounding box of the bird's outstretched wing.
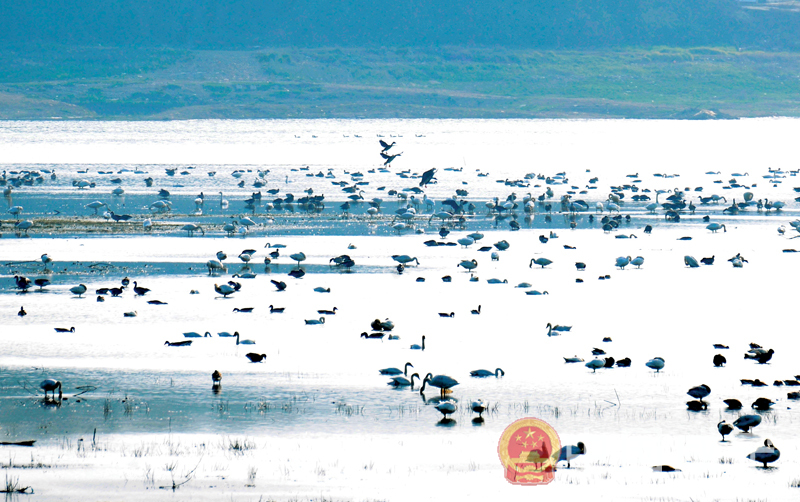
[379,140,390,149]
[380,152,390,160]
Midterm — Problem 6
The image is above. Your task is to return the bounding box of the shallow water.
[2,118,800,500]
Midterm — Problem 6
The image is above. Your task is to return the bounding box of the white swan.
[183,331,211,338]
[70,284,87,298]
[706,222,726,233]
[645,357,665,372]
[305,317,325,325]
[631,256,644,268]
[615,256,632,269]
[235,332,256,345]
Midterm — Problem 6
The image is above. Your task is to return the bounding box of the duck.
[410,336,426,350]
[438,312,455,318]
[556,442,586,469]
[700,256,715,265]
[645,357,665,372]
[54,327,75,333]
[318,307,338,315]
[246,353,267,363]
[615,357,632,367]
[233,307,254,313]
[165,340,192,347]
[123,311,138,317]
[747,439,780,468]
[271,280,287,291]
[713,354,726,367]
[17,306,27,317]
[313,287,331,293]
[470,368,504,378]
[212,370,222,387]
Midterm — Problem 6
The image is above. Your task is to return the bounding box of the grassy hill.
[2,46,800,119]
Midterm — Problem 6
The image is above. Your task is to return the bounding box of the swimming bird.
[214,283,237,297]
[132,282,150,296]
[165,340,192,347]
[70,284,88,298]
[421,373,459,398]
[183,331,211,338]
[313,287,330,293]
[470,368,504,377]
[556,442,586,469]
[388,373,420,388]
[471,305,481,315]
[246,353,267,362]
[40,379,62,400]
[318,307,338,315]
[54,327,75,333]
[687,384,711,403]
[706,223,726,233]
[212,370,222,387]
[235,332,256,345]
[305,317,325,325]
[269,305,285,313]
[271,280,287,291]
[546,323,572,335]
[564,356,584,363]
[717,420,733,441]
[645,357,665,372]
[438,312,455,318]
[747,439,780,468]
[700,256,715,265]
[733,414,762,432]
[379,362,413,376]
[410,336,426,351]
[530,258,553,268]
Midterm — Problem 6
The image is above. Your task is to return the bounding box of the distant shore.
[2,46,800,120]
